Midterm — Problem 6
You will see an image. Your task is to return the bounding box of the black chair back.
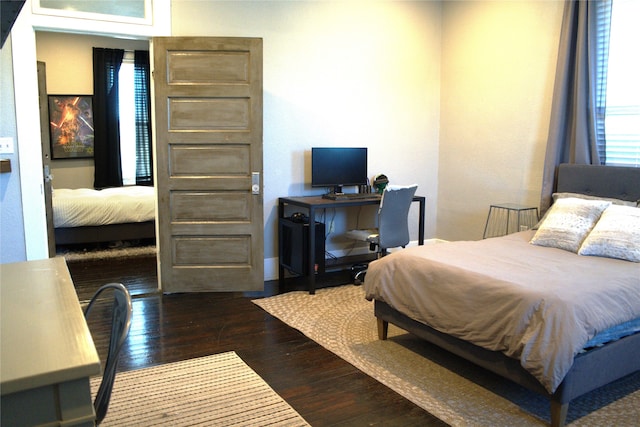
[84,283,132,425]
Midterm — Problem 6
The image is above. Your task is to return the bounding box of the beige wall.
[172,1,443,259]
[438,1,564,240]
[171,0,565,247]
[35,32,148,189]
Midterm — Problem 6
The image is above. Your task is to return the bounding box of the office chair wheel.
[351,263,368,285]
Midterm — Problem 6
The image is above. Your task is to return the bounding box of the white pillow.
[552,192,637,207]
[530,198,611,253]
[578,205,640,262]
[533,192,636,230]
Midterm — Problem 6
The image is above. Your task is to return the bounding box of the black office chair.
[84,283,133,425]
[345,184,418,283]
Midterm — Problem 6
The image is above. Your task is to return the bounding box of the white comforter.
[53,186,156,228]
[364,231,640,393]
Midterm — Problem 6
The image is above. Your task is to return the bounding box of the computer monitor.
[311,147,368,194]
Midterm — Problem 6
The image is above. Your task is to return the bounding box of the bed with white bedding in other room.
[364,164,640,427]
[53,186,156,245]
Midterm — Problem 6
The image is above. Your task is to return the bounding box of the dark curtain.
[539,0,612,214]
[134,50,154,186]
[93,48,125,189]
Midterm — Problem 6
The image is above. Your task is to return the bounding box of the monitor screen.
[311,147,368,193]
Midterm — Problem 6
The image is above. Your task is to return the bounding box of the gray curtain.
[539,0,611,214]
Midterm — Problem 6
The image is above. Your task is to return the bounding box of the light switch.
[0,137,15,154]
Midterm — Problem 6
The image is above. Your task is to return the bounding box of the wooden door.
[37,61,56,257]
[153,37,264,292]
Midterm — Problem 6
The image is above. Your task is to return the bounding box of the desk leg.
[278,201,286,292]
[307,206,316,295]
[418,198,425,245]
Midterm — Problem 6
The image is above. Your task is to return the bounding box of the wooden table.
[1,257,101,426]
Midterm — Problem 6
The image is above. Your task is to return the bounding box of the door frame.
[11,0,170,261]
[36,61,56,257]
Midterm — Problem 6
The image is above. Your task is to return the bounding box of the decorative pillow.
[552,192,637,207]
[578,205,640,262]
[533,192,636,230]
[530,198,611,253]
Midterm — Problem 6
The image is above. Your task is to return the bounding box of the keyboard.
[322,193,381,201]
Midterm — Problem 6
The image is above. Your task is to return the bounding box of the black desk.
[278,195,426,294]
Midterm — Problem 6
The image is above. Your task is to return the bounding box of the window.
[118,53,136,185]
[604,0,640,166]
[36,0,150,23]
[118,50,152,186]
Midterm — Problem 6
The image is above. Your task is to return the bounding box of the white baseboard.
[264,238,444,281]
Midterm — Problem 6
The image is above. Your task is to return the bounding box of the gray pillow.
[578,205,640,262]
[530,198,611,253]
[533,192,636,230]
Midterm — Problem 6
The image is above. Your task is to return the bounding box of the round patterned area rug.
[253,285,640,427]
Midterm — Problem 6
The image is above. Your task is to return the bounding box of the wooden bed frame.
[54,221,155,245]
[373,164,640,427]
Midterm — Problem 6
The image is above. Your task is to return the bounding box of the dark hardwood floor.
[67,254,448,426]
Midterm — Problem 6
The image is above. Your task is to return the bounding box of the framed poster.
[48,95,94,159]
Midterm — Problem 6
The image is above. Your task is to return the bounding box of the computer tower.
[279,218,325,275]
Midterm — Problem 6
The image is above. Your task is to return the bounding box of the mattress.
[53,186,156,228]
[583,317,640,349]
[363,231,640,393]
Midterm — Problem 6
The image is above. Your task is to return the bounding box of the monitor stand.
[322,185,343,200]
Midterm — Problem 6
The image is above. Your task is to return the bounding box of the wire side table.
[483,203,539,239]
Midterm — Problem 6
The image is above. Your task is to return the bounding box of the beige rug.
[253,285,640,427]
[59,242,156,262]
[92,351,310,426]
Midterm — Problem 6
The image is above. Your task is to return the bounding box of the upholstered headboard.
[556,164,640,202]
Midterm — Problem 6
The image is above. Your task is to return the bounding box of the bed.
[364,164,640,427]
[53,186,156,245]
